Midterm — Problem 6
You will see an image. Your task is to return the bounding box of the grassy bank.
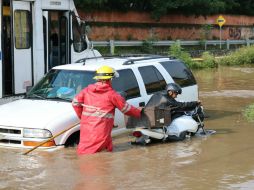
[243,104,254,122]
[168,42,218,69]
[218,45,254,66]
[169,43,254,69]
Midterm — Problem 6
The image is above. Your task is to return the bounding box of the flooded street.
[1,66,254,190]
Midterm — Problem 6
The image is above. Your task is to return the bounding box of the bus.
[0,0,100,98]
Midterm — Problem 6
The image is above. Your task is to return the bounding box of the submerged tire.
[167,131,187,141]
[178,131,187,141]
[65,131,80,147]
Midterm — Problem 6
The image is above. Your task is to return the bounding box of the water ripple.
[200,90,254,98]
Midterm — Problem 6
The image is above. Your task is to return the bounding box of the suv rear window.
[138,66,166,94]
[160,61,196,87]
[112,69,140,100]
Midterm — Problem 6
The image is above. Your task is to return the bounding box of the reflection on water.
[205,109,239,120]
[201,90,254,98]
[1,66,254,190]
[75,155,115,190]
[229,178,254,190]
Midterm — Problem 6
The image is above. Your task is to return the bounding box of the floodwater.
[1,66,254,190]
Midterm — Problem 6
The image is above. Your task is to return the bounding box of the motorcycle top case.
[126,92,171,129]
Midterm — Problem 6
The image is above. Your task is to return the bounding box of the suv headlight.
[23,128,53,138]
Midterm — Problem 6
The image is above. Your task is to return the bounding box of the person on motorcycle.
[165,83,201,121]
[72,65,141,155]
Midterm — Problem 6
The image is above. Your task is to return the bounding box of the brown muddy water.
[1,66,254,190]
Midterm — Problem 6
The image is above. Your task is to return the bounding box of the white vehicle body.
[0,56,199,149]
[0,0,100,98]
[132,115,201,144]
[131,105,206,145]
[167,115,198,136]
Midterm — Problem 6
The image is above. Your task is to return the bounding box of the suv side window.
[160,61,196,87]
[138,66,166,94]
[112,69,140,100]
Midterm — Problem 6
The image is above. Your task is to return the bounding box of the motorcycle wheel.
[178,131,187,141]
[190,132,196,136]
[167,131,187,141]
[134,135,151,145]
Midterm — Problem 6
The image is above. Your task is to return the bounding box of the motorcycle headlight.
[23,128,52,138]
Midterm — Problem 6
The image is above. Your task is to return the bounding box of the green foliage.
[150,0,228,19]
[142,39,154,54]
[141,36,159,53]
[74,0,254,20]
[149,0,180,20]
[243,104,254,122]
[169,42,196,68]
[201,52,217,68]
[229,0,254,15]
[168,43,218,69]
[169,42,182,57]
[218,45,254,66]
[74,0,109,10]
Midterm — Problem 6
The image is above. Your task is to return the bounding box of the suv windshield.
[26,69,95,101]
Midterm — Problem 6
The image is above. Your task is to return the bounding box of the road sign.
[216,15,226,49]
[216,15,226,27]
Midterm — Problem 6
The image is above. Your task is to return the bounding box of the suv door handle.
[139,102,145,107]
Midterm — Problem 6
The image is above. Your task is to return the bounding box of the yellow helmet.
[93,65,119,80]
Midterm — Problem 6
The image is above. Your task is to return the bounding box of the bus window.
[14,10,31,49]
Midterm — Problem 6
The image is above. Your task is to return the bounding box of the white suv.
[0,55,198,149]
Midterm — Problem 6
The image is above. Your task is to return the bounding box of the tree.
[74,0,254,18]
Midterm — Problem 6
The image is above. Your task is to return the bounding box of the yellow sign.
[216,15,226,27]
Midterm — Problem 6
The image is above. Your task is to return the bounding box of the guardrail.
[91,39,254,55]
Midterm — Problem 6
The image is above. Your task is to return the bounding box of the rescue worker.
[72,65,141,155]
[164,83,201,120]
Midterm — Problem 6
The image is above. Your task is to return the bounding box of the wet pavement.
[1,66,254,190]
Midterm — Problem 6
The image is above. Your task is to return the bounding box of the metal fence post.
[226,39,230,50]
[110,40,115,55]
[246,38,250,47]
[176,39,180,45]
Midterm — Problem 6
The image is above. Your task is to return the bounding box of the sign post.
[216,15,226,49]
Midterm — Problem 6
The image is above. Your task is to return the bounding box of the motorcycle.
[126,92,208,145]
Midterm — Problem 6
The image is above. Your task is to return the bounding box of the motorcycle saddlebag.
[126,92,171,129]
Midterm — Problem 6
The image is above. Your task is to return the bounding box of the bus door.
[43,10,69,72]
[2,1,12,96]
[12,1,33,94]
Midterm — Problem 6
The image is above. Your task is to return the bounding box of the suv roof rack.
[75,54,177,65]
[75,56,104,64]
[123,55,171,65]
[75,54,129,65]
